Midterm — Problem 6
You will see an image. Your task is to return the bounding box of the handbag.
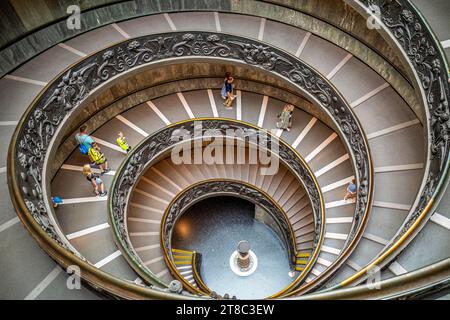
[78,134,89,155]
[221,82,227,99]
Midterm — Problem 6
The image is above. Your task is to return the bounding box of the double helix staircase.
[0,0,449,299]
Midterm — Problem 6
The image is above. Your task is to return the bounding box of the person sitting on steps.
[344,178,357,203]
[88,142,110,175]
[222,72,235,108]
[277,104,294,131]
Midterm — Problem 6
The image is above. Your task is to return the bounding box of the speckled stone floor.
[172,196,294,299]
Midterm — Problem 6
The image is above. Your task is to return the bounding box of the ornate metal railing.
[169,248,210,296]
[8,31,372,298]
[108,118,325,295]
[192,252,212,295]
[160,179,303,295]
[162,179,300,267]
[319,0,450,290]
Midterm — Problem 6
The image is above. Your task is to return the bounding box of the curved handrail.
[322,0,450,290]
[108,118,325,296]
[161,176,299,267]
[159,178,305,296]
[8,31,372,298]
[291,257,450,300]
[192,252,213,295]
[169,248,209,296]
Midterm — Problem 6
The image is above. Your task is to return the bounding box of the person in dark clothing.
[222,72,235,108]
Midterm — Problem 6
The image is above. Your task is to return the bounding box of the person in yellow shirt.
[116,131,131,153]
[88,142,110,174]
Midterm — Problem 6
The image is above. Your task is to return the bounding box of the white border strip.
[258,18,266,40]
[94,250,122,268]
[91,136,127,154]
[326,217,353,224]
[156,269,169,277]
[59,196,108,205]
[4,74,47,86]
[151,167,183,191]
[367,119,420,140]
[363,232,389,245]
[177,92,195,118]
[24,265,62,300]
[310,268,322,276]
[130,232,160,237]
[347,260,362,271]
[236,90,242,120]
[326,53,352,79]
[275,128,283,137]
[431,212,450,230]
[374,163,424,173]
[325,200,352,209]
[441,39,450,49]
[305,132,337,162]
[58,43,87,57]
[134,188,170,205]
[292,117,317,149]
[317,257,332,267]
[373,201,411,211]
[389,261,408,275]
[128,217,160,224]
[116,115,149,136]
[207,89,219,118]
[351,82,390,108]
[129,202,164,215]
[141,176,175,197]
[61,164,116,176]
[164,13,177,31]
[321,245,341,255]
[214,12,221,32]
[135,244,160,252]
[0,216,20,233]
[325,232,348,240]
[66,222,110,240]
[257,95,269,127]
[295,32,311,57]
[0,121,18,126]
[0,167,6,174]
[144,256,164,266]
[111,23,130,39]
[315,154,349,177]
[322,176,354,193]
[146,101,171,125]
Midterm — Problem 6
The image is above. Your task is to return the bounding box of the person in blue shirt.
[344,178,357,202]
[75,125,95,151]
[51,196,63,208]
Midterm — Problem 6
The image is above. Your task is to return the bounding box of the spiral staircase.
[0,0,449,299]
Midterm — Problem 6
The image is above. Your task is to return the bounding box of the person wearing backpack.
[116,131,131,153]
[88,142,110,174]
[75,126,95,155]
[82,164,107,196]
